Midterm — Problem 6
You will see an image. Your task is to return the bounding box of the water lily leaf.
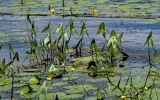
[15,72,40,76]
[85,96,97,100]
[0,78,12,86]
[36,81,47,96]
[22,68,42,72]
[72,56,92,62]
[30,85,40,91]
[21,84,32,94]
[14,84,25,88]
[0,33,8,37]
[39,93,56,100]
[56,92,83,100]
[52,82,67,87]
[21,93,36,99]
[97,88,105,99]
[0,84,12,92]
[29,76,40,85]
[64,85,96,94]
[62,76,77,81]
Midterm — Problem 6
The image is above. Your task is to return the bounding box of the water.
[1,0,160,66]
[0,15,160,67]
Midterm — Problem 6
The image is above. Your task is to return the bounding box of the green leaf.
[0,84,12,92]
[63,30,69,40]
[0,59,5,73]
[39,93,56,100]
[56,92,83,100]
[97,88,105,99]
[14,52,19,61]
[29,76,40,85]
[21,84,33,94]
[52,82,67,87]
[36,81,46,96]
[154,50,159,62]
[90,39,96,50]
[31,22,36,36]
[42,22,50,33]
[9,43,14,54]
[44,33,51,46]
[80,22,88,36]
[118,32,123,42]
[56,23,63,33]
[145,31,154,47]
[48,64,58,74]
[110,29,117,38]
[0,78,12,86]
[70,19,78,34]
[96,22,106,38]
[27,14,32,24]
[64,85,96,94]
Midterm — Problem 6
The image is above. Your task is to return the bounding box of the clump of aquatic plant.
[73,21,88,57]
[0,44,19,75]
[105,31,160,100]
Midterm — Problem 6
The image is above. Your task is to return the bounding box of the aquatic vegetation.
[1,1,160,98]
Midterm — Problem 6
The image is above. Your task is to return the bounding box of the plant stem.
[11,68,14,100]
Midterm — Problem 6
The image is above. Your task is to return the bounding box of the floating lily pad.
[15,72,40,76]
[56,92,83,100]
[39,93,56,100]
[0,84,12,92]
[62,75,77,81]
[64,84,96,94]
[30,85,40,91]
[21,93,37,99]
[85,96,97,100]
[14,83,25,88]
[22,68,42,72]
[0,33,8,37]
[52,82,67,87]
[0,78,12,86]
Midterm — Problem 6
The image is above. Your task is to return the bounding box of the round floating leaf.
[39,93,56,100]
[0,84,12,92]
[0,78,12,86]
[52,82,67,87]
[15,72,40,76]
[62,76,77,81]
[30,85,40,91]
[14,84,25,88]
[29,76,40,85]
[56,92,83,100]
[21,84,32,94]
[64,85,96,94]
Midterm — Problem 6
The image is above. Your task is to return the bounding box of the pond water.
[1,0,160,100]
[1,15,160,67]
